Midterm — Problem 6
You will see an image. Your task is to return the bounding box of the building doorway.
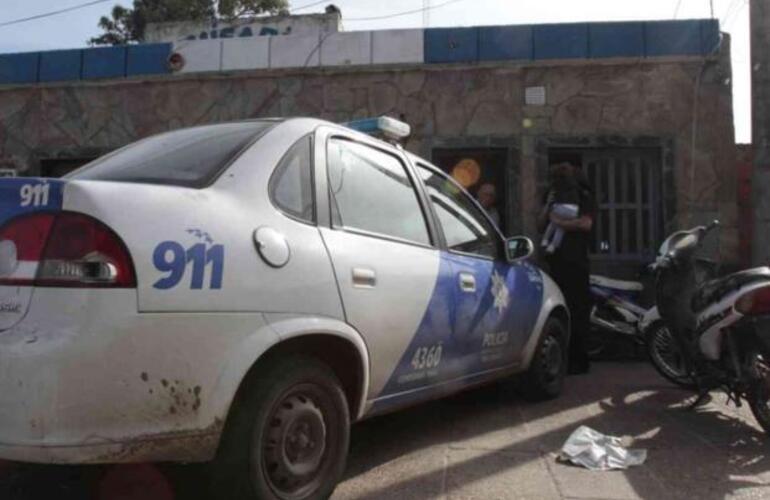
[432,148,508,232]
[549,148,663,278]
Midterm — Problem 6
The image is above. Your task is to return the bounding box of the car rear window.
[67,121,277,188]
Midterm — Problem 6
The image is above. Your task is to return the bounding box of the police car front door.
[317,134,454,410]
[416,165,542,373]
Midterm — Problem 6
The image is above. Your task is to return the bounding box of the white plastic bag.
[559,425,647,471]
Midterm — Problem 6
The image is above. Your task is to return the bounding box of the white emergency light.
[344,116,411,141]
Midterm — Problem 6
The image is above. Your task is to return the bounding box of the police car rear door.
[315,127,454,409]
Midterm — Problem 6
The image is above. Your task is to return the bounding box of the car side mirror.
[506,237,534,262]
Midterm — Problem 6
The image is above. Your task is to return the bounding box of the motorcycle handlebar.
[653,220,720,273]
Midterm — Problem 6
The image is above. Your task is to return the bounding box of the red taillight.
[0,212,135,288]
[736,286,770,316]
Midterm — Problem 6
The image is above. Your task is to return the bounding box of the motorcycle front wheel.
[646,322,696,389]
[748,379,770,434]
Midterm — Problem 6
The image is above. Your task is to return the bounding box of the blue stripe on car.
[373,252,544,412]
[0,179,64,227]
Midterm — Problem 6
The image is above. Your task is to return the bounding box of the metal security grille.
[583,150,662,262]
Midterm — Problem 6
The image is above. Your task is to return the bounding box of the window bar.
[647,156,657,255]
[621,159,630,256]
[608,158,617,258]
[635,158,644,258]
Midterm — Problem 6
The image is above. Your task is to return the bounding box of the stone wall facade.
[0,49,739,269]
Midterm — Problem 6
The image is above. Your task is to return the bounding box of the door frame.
[421,137,521,237]
[534,135,675,236]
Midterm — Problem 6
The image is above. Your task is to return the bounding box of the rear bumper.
[0,288,277,464]
[0,429,220,465]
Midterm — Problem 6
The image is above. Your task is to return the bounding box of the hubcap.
[262,390,328,498]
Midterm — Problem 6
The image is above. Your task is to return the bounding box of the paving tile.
[659,402,766,449]
[642,445,770,500]
[727,484,770,499]
[333,445,447,500]
[444,448,560,500]
[449,397,536,452]
[547,454,669,500]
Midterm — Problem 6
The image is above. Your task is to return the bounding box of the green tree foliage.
[218,0,289,20]
[90,0,289,45]
[90,5,137,46]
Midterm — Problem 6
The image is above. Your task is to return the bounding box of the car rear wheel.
[210,356,350,500]
[517,317,567,401]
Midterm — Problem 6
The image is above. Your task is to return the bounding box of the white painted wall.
[146,13,341,43]
[170,28,427,74]
[372,29,425,65]
[222,38,270,71]
[320,32,372,66]
[173,40,222,73]
[270,34,322,68]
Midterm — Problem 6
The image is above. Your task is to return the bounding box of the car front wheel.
[211,356,350,500]
[517,317,567,401]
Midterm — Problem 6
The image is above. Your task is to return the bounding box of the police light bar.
[344,116,411,140]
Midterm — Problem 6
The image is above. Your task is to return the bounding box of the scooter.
[590,267,721,389]
[588,275,650,356]
[587,275,681,374]
[653,220,770,432]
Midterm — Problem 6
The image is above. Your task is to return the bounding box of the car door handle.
[459,273,476,293]
[352,267,377,288]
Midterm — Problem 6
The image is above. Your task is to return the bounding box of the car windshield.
[66,121,277,188]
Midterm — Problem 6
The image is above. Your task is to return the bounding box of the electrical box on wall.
[525,86,547,106]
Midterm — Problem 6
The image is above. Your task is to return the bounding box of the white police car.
[0,117,568,499]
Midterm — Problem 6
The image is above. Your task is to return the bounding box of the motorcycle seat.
[590,275,644,292]
[691,267,770,312]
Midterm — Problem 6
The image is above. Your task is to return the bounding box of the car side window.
[270,135,315,223]
[327,138,430,246]
[417,164,499,259]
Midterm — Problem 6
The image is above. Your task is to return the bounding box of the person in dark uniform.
[538,162,595,374]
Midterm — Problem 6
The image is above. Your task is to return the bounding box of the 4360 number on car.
[411,343,443,371]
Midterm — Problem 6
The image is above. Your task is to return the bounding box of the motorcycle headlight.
[736,286,770,316]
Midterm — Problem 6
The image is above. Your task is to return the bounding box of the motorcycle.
[588,275,681,380]
[652,220,770,432]
[590,263,726,389]
[587,275,650,356]
[642,258,724,388]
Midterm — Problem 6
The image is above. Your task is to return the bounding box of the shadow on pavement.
[340,363,770,500]
[1,363,768,499]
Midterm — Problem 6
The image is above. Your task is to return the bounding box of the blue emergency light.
[344,116,411,141]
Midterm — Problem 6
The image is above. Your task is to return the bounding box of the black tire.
[518,317,567,401]
[645,322,696,389]
[749,378,770,434]
[210,356,350,500]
